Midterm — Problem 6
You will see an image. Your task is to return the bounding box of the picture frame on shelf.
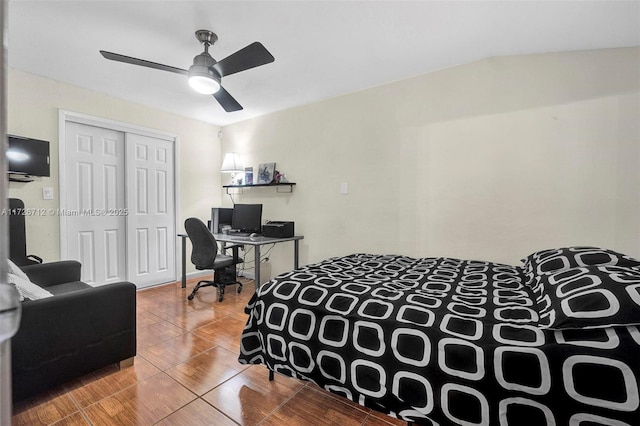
[244,167,254,185]
[257,162,276,184]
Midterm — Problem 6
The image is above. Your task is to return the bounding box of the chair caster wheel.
[218,295,223,302]
[187,294,195,301]
[237,286,242,294]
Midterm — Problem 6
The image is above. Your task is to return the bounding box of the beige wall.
[221,47,640,276]
[7,69,222,265]
[7,47,639,281]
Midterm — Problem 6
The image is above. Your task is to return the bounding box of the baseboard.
[185,270,212,280]
[238,270,255,279]
[186,267,264,282]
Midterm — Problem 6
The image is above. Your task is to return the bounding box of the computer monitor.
[211,207,234,233]
[231,204,263,234]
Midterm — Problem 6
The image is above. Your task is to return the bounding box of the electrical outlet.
[42,187,54,200]
[340,182,348,195]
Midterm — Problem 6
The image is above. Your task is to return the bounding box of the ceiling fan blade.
[213,87,243,112]
[212,42,275,77]
[100,50,188,76]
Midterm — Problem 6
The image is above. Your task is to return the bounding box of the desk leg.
[294,239,300,269]
[254,245,261,291]
[181,236,187,288]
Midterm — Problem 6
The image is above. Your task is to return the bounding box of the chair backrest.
[185,217,218,269]
[8,198,33,266]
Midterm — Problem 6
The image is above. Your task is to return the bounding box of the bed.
[238,247,640,425]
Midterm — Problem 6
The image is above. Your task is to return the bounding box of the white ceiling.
[7,1,640,127]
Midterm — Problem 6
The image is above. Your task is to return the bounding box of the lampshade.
[221,152,244,172]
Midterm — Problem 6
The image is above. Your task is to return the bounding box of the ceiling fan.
[100,30,275,112]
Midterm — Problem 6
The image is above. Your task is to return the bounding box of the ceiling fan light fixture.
[188,52,220,94]
[188,74,220,94]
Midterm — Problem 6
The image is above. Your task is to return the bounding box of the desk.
[177,233,304,290]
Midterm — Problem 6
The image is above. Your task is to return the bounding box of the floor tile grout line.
[136,327,223,371]
[137,327,190,350]
[53,389,95,426]
[303,381,373,417]
[198,361,251,394]
[256,372,308,425]
[149,380,201,425]
[70,365,168,424]
[149,396,240,426]
[78,408,95,426]
[360,412,373,426]
[196,396,243,426]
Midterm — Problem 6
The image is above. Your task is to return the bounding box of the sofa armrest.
[21,260,82,288]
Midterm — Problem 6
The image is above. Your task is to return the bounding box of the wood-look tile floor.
[11,277,406,426]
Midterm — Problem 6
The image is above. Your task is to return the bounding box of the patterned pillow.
[522,246,640,289]
[523,246,640,275]
[533,265,640,329]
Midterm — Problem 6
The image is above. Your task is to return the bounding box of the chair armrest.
[26,254,43,264]
[220,244,243,263]
[228,244,242,262]
[21,260,82,288]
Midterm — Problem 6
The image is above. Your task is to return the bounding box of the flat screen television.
[231,204,263,234]
[7,135,50,177]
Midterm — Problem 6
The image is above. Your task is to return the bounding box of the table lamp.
[221,152,244,185]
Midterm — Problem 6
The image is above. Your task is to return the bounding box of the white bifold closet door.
[63,121,175,288]
[125,133,175,287]
[64,122,127,285]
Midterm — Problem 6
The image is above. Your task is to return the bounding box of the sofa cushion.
[46,281,93,295]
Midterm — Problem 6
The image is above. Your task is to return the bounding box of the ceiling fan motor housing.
[189,52,220,82]
[189,30,221,85]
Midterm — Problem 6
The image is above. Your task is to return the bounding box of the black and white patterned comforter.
[239,251,640,425]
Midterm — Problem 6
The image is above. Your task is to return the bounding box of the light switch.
[43,187,54,200]
[340,182,348,195]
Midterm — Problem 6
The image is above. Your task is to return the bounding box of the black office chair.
[8,198,43,267]
[185,217,243,302]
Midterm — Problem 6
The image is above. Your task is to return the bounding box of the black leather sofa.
[11,260,137,402]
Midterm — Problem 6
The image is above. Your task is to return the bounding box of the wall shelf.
[223,182,296,194]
